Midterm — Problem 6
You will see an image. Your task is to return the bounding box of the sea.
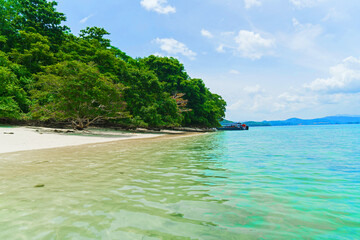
[0,124,359,239]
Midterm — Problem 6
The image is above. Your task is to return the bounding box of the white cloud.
[273,57,360,113]
[80,14,94,24]
[154,38,197,60]
[244,84,265,95]
[152,52,164,57]
[221,31,235,36]
[140,0,176,14]
[274,91,318,112]
[317,93,346,104]
[228,99,244,110]
[305,56,360,94]
[214,30,274,59]
[249,94,274,111]
[244,0,262,9]
[292,18,300,27]
[229,69,240,74]
[290,0,326,8]
[201,29,213,38]
[234,30,275,59]
[322,8,343,22]
[228,84,270,112]
[278,91,316,105]
[289,18,322,51]
[248,57,360,115]
[216,44,225,53]
[225,57,360,120]
[278,18,333,70]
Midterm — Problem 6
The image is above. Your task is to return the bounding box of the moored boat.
[217,122,249,131]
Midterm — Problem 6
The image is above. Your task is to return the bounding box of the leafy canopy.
[0,0,227,128]
[32,61,127,129]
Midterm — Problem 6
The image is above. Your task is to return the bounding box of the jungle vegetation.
[0,0,226,129]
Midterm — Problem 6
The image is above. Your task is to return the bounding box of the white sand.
[0,126,162,154]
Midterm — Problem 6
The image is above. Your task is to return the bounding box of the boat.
[217,122,249,131]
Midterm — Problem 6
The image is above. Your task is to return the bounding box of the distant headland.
[223,115,360,127]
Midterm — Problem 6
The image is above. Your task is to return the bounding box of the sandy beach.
[0,126,166,154]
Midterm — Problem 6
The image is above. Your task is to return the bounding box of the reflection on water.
[1,125,360,239]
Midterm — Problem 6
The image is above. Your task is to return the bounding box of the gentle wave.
[0,125,359,239]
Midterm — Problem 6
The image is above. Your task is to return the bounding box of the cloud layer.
[140,0,176,14]
[234,30,275,59]
[154,38,197,60]
[226,56,360,120]
[201,29,213,38]
[305,57,360,94]
[289,0,326,8]
[244,0,262,9]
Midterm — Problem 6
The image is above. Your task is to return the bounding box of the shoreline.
[0,126,200,155]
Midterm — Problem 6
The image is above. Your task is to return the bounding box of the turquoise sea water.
[0,125,359,239]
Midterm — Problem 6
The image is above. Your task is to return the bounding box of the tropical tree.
[0,1,227,128]
[31,61,127,129]
[121,64,182,127]
[0,51,29,118]
[9,31,55,73]
[141,56,226,127]
[0,69,29,119]
[180,78,226,127]
[14,0,67,44]
[79,26,111,48]
[171,93,190,113]
[140,55,189,94]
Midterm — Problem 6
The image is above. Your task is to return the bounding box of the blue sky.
[56,0,360,121]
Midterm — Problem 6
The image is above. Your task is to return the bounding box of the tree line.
[0,0,226,129]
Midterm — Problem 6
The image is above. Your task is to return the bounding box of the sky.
[56,0,360,121]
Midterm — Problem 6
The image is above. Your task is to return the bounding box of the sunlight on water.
[1,125,360,239]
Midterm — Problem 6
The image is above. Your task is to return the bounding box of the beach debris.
[34,184,45,188]
[170,212,184,218]
[3,132,14,134]
[53,129,76,133]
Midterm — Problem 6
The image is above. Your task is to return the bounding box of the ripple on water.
[0,125,360,239]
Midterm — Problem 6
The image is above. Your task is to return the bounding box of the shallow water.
[0,125,359,239]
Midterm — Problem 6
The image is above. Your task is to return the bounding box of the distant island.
[223,116,360,127]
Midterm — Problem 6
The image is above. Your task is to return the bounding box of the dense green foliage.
[0,0,226,129]
[31,61,127,129]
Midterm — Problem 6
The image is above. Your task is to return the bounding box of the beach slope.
[0,126,162,154]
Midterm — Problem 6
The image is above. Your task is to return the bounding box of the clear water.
[0,125,359,239]
[0,125,13,128]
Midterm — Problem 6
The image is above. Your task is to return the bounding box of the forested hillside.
[0,0,226,129]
